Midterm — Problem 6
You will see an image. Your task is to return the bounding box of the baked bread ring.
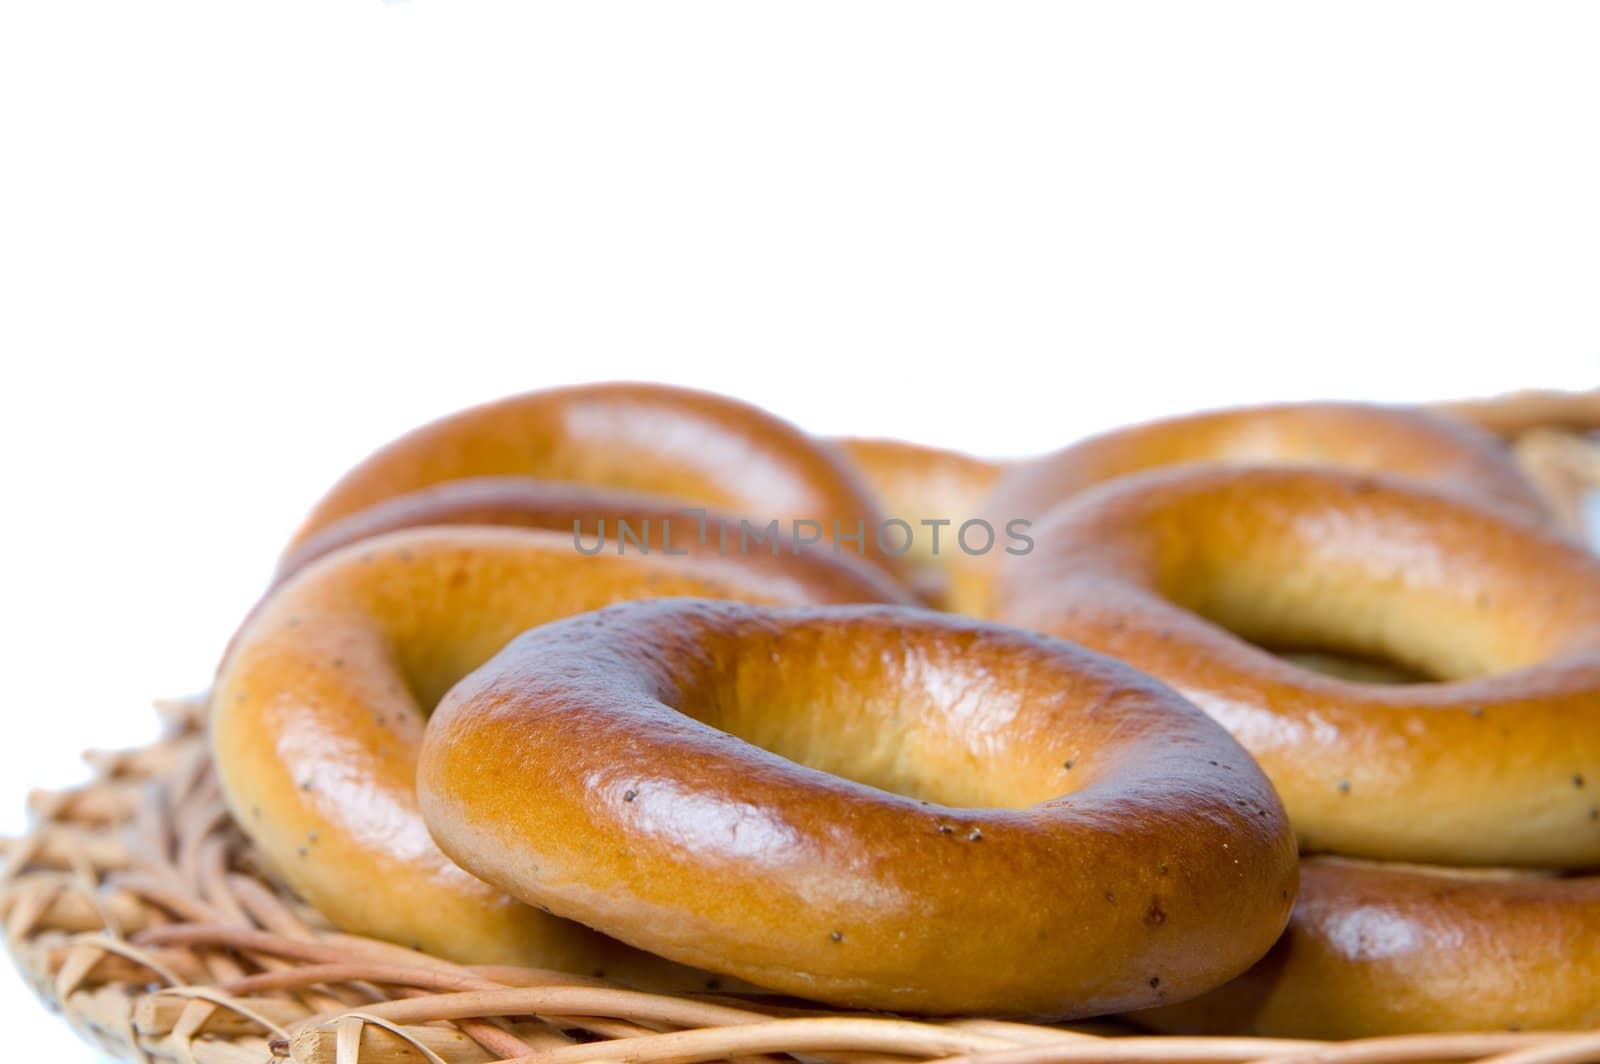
[829,437,1007,607]
[988,401,1552,524]
[995,467,1600,868]
[956,402,1556,616]
[212,527,902,982]
[277,476,912,605]
[416,598,1299,1019]
[288,382,900,572]
[1136,857,1600,1036]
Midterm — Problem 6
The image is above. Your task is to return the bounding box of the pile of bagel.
[211,383,1600,1039]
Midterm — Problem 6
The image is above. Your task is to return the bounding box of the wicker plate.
[4,400,1597,1064]
[7,700,1600,1064]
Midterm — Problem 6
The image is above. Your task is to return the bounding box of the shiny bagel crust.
[986,401,1553,525]
[996,467,1600,868]
[277,477,913,606]
[830,436,1008,606]
[830,436,1006,529]
[417,599,1299,1019]
[1137,857,1600,1037]
[288,382,899,570]
[212,528,902,984]
[957,402,1555,615]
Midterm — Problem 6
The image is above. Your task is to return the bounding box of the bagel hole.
[700,689,1046,809]
[1264,645,1435,685]
[1190,593,1459,684]
[1170,562,1530,683]
[688,629,1099,810]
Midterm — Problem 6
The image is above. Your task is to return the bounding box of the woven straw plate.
[4,394,1597,1064]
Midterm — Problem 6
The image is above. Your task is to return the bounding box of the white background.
[2,2,1596,1058]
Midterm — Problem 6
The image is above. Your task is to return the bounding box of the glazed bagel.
[987,401,1553,525]
[956,402,1556,616]
[829,437,1007,606]
[277,476,912,605]
[995,466,1600,867]
[1137,857,1600,1037]
[289,382,901,572]
[212,527,902,982]
[417,599,1299,1019]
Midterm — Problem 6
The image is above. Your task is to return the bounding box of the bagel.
[956,402,1556,616]
[416,598,1299,1019]
[277,476,913,605]
[1136,857,1600,1036]
[829,437,1007,607]
[211,527,901,982]
[288,382,901,572]
[990,401,1552,523]
[994,466,1600,867]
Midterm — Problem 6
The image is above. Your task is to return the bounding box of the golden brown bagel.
[956,402,1556,616]
[277,476,913,605]
[1136,857,1600,1037]
[995,467,1600,868]
[417,599,1299,1019]
[1430,389,1599,537]
[829,437,1008,608]
[830,436,1007,528]
[288,382,901,572]
[212,527,902,982]
[990,401,1553,523]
